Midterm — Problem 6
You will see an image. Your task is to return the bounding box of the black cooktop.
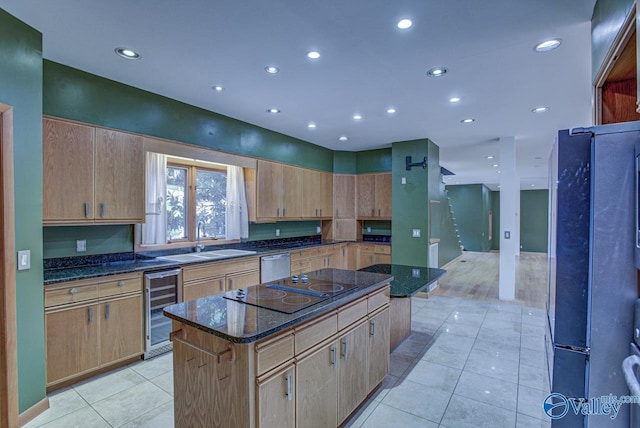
[223,274,357,314]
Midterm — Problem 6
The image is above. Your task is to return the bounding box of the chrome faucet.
[196,220,205,252]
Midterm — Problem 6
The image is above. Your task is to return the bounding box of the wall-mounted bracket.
[406,156,427,171]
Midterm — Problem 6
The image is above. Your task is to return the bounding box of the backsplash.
[43,225,134,259]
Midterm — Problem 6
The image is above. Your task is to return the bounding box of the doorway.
[0,103,17,428]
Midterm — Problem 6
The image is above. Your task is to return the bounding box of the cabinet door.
[376,253,392,265]
[345,245,359,270]
[301,168,317,218]
[100,294,143,365]
[257,160,283,218]
[309,255,325,272]
[358,252,375,270]
[282,165,302,218]
[368,307,390,389]
[326,247,342,269]
[375,173,392,218]
[334,175,355,219]
[337,321,369,424]
[45,304,99,385]
[296,342,338,427]
[319,171,333,218]
[43,118,95,222]
[334,219,357,241]
[94,128,144,222]
[257,364,295,428]
[183,276,225,301]
[357,174,375,218]
[227,269,260,291]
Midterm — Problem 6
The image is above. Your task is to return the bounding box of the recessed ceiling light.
[338,136,348,142]
[397,18,413,30]
[449,97,461,103]
[307,51,320,59]
[115,47,140,59]
[266,108,280,114]
[461,118,475,123]
[492,164,499,167]
[213,85,224,92]
[497,170,501,174]
[486,155,494,159]
[307,122,317,129]
[353,114,363,120]
[387,108,396,114]
[265,66,279,74]
[532,106,549,113]
[427,66,447,77]
[531,184,536,187]
[534,39,561,52]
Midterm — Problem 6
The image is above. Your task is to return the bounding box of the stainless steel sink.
[156,249,257,263]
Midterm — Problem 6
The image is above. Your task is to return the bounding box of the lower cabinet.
[296,342,338,427]
[337,320,370,424]
[257,363,296,428]
[45,273,144,388]
[368,306,391,388]
[182,257,260,300]
[183,276,224,301]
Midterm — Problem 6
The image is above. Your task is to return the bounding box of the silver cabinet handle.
[370,320,376,337]
[378,209,381,216]
[117,280,125,287]
[69,287,78,295]
[285,372,292,401]
[371,209,374,216]
[277,207,280,217]
[100,203,105,218]
[336,209,339,218]
[84,202,90,218]
[88,306,94,324]
[315,208,318,216]
[331,345,337,367]
[341,338,348,361]
[283,207,286,217]
[105,303,110,319]
[320,209,322,216]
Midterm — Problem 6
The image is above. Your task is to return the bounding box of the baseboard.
[440,253,464,270]
[18,396,49,427]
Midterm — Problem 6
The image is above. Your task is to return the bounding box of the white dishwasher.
[260,253,291,282]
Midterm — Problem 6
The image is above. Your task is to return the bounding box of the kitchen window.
[166,159,227,242]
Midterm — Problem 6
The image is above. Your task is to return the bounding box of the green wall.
[520,190,549,253]
[592,0,634,82]
[356,148,392,173]
[491,191,500,251]
[0,9,46,412]
[447,184,492,252]
[361,220,392,236]
[43,61,334,172]
[247,221,320,241]
[43,226,133,258]
[333,151,357,174]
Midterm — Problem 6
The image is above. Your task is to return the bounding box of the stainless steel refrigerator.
[546,122,639,427]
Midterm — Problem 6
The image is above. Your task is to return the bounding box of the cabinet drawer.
[45,284,98,308]
[290,249,311,262]
[183,263,221,283]
[359,244,375,253]
[183,277,224,301]
[294,312,337,354]
[374,245,391,254]
[97,274,142,298]
[255,331,295,376]
[337,297,367,331]
[291,259,310,272]
[368,286,390,313]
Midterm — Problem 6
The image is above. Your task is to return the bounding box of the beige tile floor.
[24,293,551,428]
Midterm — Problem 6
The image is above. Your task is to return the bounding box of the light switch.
[316,226,321,234]
[367,227,372,233]
[504,231,511,239]
[412,229,421,238]
[76,239,87,252]
[401,177,407,185]
[17,250,30,271]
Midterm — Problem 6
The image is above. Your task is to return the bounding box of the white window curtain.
[142,152,168,245]
[226,166,249,240]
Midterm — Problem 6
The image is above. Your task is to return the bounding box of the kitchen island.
[163,268,392,428]
[359,264,446,350]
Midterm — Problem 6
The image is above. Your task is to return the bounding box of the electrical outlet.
[275,229,280,237]
[316,226,321,233]
[412,229,421,238]
[76,239,87,252]
[367,227,371,233]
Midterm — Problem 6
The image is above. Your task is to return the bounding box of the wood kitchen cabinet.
[368,306,390,389]
[296,341,338,427]
[183,276,224,301]
[182,256,260,300]
[256,160,302,219]
[302,169,333,218]
[357,173,392,220]
[358,244,391,269]
[291,244,344,275]
[334,175,355,219]
[43,117,144,224]
[337,320,369,424]
[257,364,296,428]
[44,272,144,388]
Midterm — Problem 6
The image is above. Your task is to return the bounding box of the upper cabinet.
[250,160,332,222]
[356,173,391,220]
[43,117,144,225]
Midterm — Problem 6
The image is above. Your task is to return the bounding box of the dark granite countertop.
[358,264,446,297]
[163,268,393,343]
[42,238,358,285]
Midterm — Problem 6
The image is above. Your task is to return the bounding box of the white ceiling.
[1,0,596,190]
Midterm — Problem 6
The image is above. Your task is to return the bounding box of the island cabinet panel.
[294,312,337,354]
[45,303,100,384]
[255,331,295,376]
[368,307,390,388]
[296,341,338,428]
[337,320,370,424]
[257,363,295,428]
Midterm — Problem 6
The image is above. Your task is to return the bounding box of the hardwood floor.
[432,251,548,309]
